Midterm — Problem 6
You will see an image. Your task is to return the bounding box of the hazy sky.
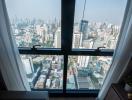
[75,0,127,25]
[5,0,61,22]
[5,0,127,25]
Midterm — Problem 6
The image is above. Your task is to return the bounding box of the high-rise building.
[77,39,93,68]
[80,20,88,40]
[22,56,35,87]
[22,57,34,75]
[54,27,61,48]
[77,56,89,68]
[73,32,82,48]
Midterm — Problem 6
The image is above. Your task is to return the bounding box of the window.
[5,0,127,95]
[73,0,127,49]
[6,0,61,48]
[67,56,112,89]
[21,55,63,89]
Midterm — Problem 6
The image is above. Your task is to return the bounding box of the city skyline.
[5,0,127,25]
[10,17,118,89]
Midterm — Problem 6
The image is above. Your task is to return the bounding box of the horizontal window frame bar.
[31,88,98,97]
[18,47,62,55]
[18,47,114,56]
[49,92,98,97]
[69,49,114,56]
[31,88,99,91]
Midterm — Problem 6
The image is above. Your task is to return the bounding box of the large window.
[73,0,127,49]
[21,55,63,89]
[67,56,112,89]
[5,0,127,95]
[6,0,61,48]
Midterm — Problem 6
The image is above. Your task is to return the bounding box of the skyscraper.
[54,27,61,48]
[73,32,82,48]
[22,57,34,75]
[80,20,88,40]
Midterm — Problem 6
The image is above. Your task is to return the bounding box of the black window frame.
[18,0,114,97]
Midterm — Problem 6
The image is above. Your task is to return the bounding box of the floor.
[50,97,96,100]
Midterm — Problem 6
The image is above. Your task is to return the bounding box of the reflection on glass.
[21,55,63,89]
[73,0,127,49]
[5,0,61,48]
[67,56,112,89]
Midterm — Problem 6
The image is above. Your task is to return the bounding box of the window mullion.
[61,0,75,93]
[61,0,75,51]
[63,54,68,93]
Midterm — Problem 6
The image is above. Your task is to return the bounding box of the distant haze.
[5,0,127,25]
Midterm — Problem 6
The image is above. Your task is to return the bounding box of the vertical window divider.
[61,0,75,94]
[63,54,68,94]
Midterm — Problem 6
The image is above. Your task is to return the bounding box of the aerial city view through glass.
[5,0,127,90]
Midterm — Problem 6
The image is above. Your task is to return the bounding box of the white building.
[22,57,34,75]
[72,32,83,48]
[54,27,61,48]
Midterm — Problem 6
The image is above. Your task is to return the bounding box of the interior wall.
[119,57,132,83]
[0,70,7,90]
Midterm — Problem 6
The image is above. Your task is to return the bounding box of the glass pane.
[5,0,61,48]
[67,56,112,89]
[73,0,127,49]
[21,55,63,89]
